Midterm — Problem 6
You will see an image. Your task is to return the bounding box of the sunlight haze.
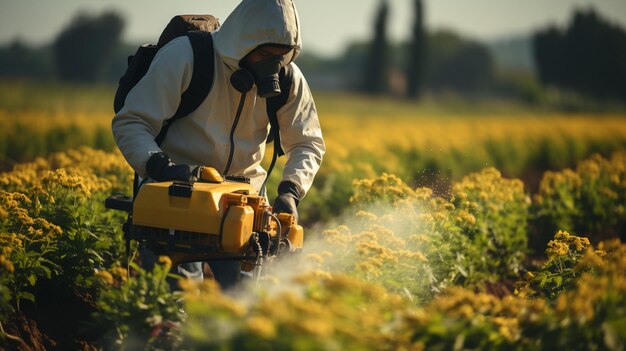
[1,0,625,57]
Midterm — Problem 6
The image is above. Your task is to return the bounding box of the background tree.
[0,40,54,79]
[533,26,565,88]
[53,11,124,82]
[405,0,426,99]
[425,30,494,94]
[533,8,626,102]
[361,0,390,95]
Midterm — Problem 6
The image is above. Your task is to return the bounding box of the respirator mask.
[239,45,295,98]
[242,56,283,98]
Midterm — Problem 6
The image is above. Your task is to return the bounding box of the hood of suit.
[213,0,302,71]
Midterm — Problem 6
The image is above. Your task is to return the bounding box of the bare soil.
[2,279,99,351]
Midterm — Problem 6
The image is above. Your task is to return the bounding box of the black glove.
[272,181,302,222]
[145,152,201,182]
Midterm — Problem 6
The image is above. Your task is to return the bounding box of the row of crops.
[3,110,626,229]
[1,146,624,350]
[1,81,625,349]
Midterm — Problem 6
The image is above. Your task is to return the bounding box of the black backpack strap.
[265,64,294,157]
[260,64,295,195]
[155,31,215,146]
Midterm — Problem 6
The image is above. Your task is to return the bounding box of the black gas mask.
[241,55,283,98]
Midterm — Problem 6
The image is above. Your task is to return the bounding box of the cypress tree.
[405,0,425,99]
[362,0,389,95]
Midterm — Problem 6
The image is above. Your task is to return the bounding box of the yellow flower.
[178,277,200,292]
[158,255,173,267]
[297,318,333,338]
[0,256,15,273]
[572,236,590,252]
[433,212,447,221]
[594,249,607,257]
[111,266,128,282]
[546,240,569,259]
[455,210,476,226]
[356,261,380,276]
[356,210,378,221]
[246,316,276,339]
[412,251,428,262]
[442,203,455,211]
[305,253,324,265]
[492,317,519,341]
[95,271,114,285]
[457,304,474,318]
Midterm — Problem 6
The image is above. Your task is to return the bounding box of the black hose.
[268,211,283,257]
[260,144,278,197]
[218,205,232,251]
[223,92,247,175]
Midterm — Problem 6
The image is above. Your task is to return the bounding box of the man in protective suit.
[112,0,325,289]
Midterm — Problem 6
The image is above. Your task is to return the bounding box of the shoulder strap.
[265,64,295,157]
[155,31,215,146]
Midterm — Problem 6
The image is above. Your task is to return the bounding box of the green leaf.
[40,266,52,279]
[554,275,563,287]
[28,274,37,286]
[455,264,468,277]
[18,292,35,302]
[538,273,549,288]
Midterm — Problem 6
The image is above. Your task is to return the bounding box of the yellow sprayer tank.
[129,177,303,264]
[132,180,257,254]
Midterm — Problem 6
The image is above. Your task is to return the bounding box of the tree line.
[358,0,626,103]
[0,3,625,104]
[0,11,127,83]
[533,8,626,102]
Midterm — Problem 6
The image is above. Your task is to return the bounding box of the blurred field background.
[2,1,626,350]
[2,80,625,226]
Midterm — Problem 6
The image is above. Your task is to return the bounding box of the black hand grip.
[105,194,133,212]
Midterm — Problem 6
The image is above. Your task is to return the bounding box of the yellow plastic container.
[221,205,255,252]
[133,181,256,235]
[286,224,304,249]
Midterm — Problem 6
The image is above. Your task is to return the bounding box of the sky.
[1,0,626,57]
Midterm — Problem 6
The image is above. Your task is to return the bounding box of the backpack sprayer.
[105,167,303,278]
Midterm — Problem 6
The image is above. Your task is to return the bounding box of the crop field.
[1,81,625,350]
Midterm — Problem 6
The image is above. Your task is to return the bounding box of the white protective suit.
[112,0,325,196]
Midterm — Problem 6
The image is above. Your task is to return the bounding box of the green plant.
[0,150,129,323]
[37,169,126,290]
[515,230,590,300]
[408,238,626,351]
[0,191,61,319]
[452,167,530,284]
[327,170,531,300]
[91,258,185,351]
[182,273,414,351]
[533,151,626,246]
[322,173,472,303]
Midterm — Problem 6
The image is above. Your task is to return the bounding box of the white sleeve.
[276,63,326,197]
[111,37,194,178]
